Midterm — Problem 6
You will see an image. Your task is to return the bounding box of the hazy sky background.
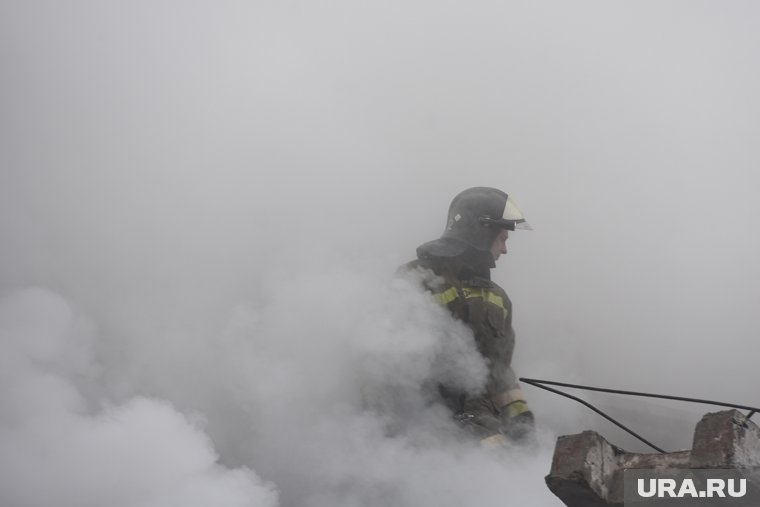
[2,1,760,506]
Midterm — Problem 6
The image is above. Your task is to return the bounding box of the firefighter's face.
[490,229,509,261]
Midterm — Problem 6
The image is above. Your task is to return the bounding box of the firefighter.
[402,187,535,447]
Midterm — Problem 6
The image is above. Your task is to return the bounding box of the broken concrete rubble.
[545,410,760,507]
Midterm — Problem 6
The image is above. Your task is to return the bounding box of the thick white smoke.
[0,288,279,507]
[199,265,557,507]
[0,274,560,507]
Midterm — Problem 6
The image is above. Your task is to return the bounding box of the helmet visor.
[503,197,532,230]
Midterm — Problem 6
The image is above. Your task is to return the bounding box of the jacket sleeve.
[463,285,531,418]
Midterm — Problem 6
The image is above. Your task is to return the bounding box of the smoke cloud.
[0,288,279,507]
[3,0,760,505]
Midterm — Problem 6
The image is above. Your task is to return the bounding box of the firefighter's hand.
[502,411,535,443]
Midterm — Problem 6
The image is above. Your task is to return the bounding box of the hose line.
[520,377,760,454]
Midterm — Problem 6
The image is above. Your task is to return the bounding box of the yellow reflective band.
[431,287,508,320]
[461,288,508,319]
[484,291,505,311]
[432,287,458,305]
[493,389,525,408]
[503,400,530,419]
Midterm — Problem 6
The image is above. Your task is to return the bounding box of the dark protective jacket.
[401,243,532,440]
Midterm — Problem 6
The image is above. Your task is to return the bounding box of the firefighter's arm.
[494,373,536,443]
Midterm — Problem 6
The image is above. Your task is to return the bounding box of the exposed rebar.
[521,378,760,413]
[520,377,760,454]
[520,377,666,453]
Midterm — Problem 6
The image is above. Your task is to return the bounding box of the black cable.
[520,377,760,453]
[520,378,666,453]
[520,378,760,414]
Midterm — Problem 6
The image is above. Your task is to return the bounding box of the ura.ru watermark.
[624,468,760,505]
[637,478,745,499]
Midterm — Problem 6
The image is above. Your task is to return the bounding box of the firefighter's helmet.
[417,187,531,260]
[443,187,531,250]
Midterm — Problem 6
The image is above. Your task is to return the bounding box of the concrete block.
[545,410,760,507]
